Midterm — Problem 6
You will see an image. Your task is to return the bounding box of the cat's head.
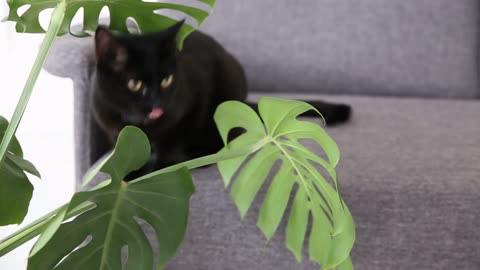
[94,22,183,125]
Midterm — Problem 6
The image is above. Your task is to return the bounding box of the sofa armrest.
[44,36,95,80]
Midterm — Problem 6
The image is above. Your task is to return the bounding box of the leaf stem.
[0,201,95,257]
[0,205,65,257]
[0,0,67,258]
[0,0,66,164]
[130,139,268,184]
[0,139,266,256]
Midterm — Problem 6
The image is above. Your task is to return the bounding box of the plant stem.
[0,139,266,256]
[0,205,65,257]
[0,201,95,257]
[0,0,66,164]
[130,139,268,184]
[0,1,67,256]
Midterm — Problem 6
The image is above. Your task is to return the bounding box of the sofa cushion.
[160,95,480,270]
[44,29,480,270]
[75,92,480,269]
[201,0,479,98]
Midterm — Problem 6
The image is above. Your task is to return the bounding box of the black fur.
[91,23,351,179]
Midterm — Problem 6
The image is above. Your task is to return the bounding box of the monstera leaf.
[215,97,355,270]
[5,0,216,45]
[0,116,40,226]
[28,127,194,270]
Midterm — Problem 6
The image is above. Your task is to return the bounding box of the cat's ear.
[161,20,185,49]
[95,27,128,71]
[95,26,115,59]
[166,20,185,36]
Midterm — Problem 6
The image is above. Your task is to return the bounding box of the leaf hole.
[282,181,300,212]
[16,5,31,17]
[63,215,78,223]
[99,6,111,27]
[310,184,334,226]
[300,138,329,162]
[54,235,93,268]
[308,199,334,235]
[256,158,282,193]
[69,7,85,35]
[126,17,141,34]
[84,30,96,36]
[77,235,93,250]
[121,245,129,269]
[133,216,159,266]
[283,144,296,153]
[237,157,281,219]
[144,0,211,11]
[310,160,336,187]
[38,8,54,31]
[225,148,263,191]
[153,9,198,28]
[222,147,256,189]
[305,210,314,250]
[259,161,299,240]
[227,127,247,143]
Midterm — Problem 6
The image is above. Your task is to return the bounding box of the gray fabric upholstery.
[62,85,480,269]
[165,95,480,270]
[43,0,480,268]
[44,37,96,181]
[45,0,480,99]
[202,0,479,98]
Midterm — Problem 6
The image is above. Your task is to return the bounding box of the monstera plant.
[0,0,355,269]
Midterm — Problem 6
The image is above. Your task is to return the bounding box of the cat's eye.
[127,79,143,92]
[161,74,174,89]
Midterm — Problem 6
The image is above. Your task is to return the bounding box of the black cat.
[90,22,351,178]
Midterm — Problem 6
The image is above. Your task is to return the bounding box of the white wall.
[0,3,75,269]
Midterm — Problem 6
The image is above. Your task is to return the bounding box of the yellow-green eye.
[127,79,143,92]
[161,74,174,89]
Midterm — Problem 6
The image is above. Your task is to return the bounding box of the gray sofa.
[44,0,480,269]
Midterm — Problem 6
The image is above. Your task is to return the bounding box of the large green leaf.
[0,116,40,226]
[28,126,195,270]
[5,0,216,45]
[215,97,355,270]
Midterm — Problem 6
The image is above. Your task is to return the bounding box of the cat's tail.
[244,99,351,126]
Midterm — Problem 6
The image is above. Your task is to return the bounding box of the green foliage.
[0,116,40,226]
[1,0,356,268]
[215,97,355,269]
[5,0,216,46]
[0,98,355,270]
[28,127,194,270]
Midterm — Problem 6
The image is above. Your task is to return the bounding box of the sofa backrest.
[201,0,479,99]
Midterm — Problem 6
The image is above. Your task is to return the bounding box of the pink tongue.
[148,108,164,120]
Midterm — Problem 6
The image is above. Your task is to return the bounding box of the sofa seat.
[165,94,480,270]
[43,37,480,269]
